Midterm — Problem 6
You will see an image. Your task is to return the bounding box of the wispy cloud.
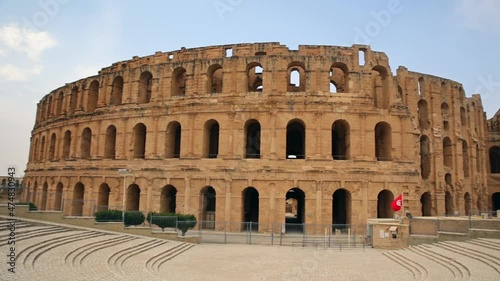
[0,23,57,60]
[0,64,42,81]
[454,0,500,31]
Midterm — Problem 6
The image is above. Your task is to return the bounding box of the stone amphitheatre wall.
[22,42,492,231]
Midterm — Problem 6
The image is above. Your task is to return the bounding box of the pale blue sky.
[1,0,499,176]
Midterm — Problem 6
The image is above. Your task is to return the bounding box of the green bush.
[18,202,37,211]
[124,211,145,226]
[95,209,122,222]
[147,212,177,231]
[176,214,197,236]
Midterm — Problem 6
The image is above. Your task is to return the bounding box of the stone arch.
[418,77,424,97]
[172,67,187,96]
[70,86,78,115]
[375,122,392,161]
[126,184,140,211]
[203,119,219,158]
[246,62,263,92]
[286,119,306,159]
[72,182,84,216]
[165,121,181,158]
[63,130,71,159]
[33,137,39,162]
[97,183,110,212]
[32,181,38,203]
[242,187,259,225]
[464,192,471,216]
[330,62,349,93]
[445,191,454,216]
[287,62,306,92]
[87,80,99,112]
[418,99,430,130]
[332,120,350,160]
[332,188,351,226]
[111,76,124,105]
[377,190,394,218]
[372,65,389,108]
[207,64,223,94]
[420,192,432,216]
[160,185,177,214]
[492,192,500,211]
[244,119,261,159]
[81,127,92,159]
[138,71,153,103]
[462,140,470,177]
[443,137,453,168]
[41,182,48,211]
[420,135,431,179]
[133,123,147,159]
[54,182,63,211]
[285,187,305,232]
[445,173,452,185]
[200,186,216,229]
[40,135,46,161]
[49,133,57,161]
[460,106,467,126]
[489,146,500,173]
[56,91,64,116]
[104,125,117,159]
[46,96,52,118]
[441,102,450,131]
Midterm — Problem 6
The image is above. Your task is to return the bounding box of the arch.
[476,144,481,172]
[72,182,84,216]
[32,181,38,203]
[377,190,394,218]
[40,99,46,121]
[87,80,99,112]
[160,185,177,214]
[418,99,430,130]
[111,76,124,105]
[445,191,454,216]
[97,183,110,212]
[247,63,263,92]
[420,135,431,179]
[443,137,453,168]
[138,71,153,103]
[242,187,259,227]
[244,120,261,159]
[133,123,147,159]
[464,192,471,216]
[286,119,305,159]
[33,138,39,162]
[172,67,187,96]
[332,188,351,226]
[441,102,450,131]
[372,65,389,108]
[287,62,306,92]
[41,182,48,211]
[332,120,350,160]
[54,182,63,211]
[490,146,500,173]
[63,130,71,159]
[200,186,216,229]
[207,64,223,93]
[56,91,64,116]
[203,120,219,158]
[330,62,349,93]
[397,85,404,103]
[46,96,52,118]
[420,192,432,216]
[460,106,467,126]
[49,133,57,161]
[165,121,181,158]
[126,184,140,211]
[81,127,92,159]
[418,77,424,97]
[285,187,305,232]
[70,86,78,115]
[445,173,452,185]
[40,136,46,161]
[462,140,470,177]
[104,125,117,159]
[492,192,500,211]
[375,122,392,161]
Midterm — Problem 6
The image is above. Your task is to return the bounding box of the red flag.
[391,194,403,211]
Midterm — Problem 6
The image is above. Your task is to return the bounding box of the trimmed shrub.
[18,202,37,211]
[124,211,145,226]
[147,212,177,231]
[176,214,197,236]
[95,209,122,222]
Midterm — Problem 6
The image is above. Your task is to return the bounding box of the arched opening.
[172,67,187,96]
[372,66,389,109]
[445,173,452,185]
[476,144,481,172]
[87,80,99,112]
[41,182,48,211]
[464,192,471,216]
[72,182,84,216]
[160,185,177,214]
[111,76,123,105]
[397,85,404,103]
[490,146,500,173]
[138,71,152,103]
[80,128,92,159]
[247,63,263,92]
[245,120,261,159]
[200,186,216,229]
[441,102,450,132]
[63,130,71,159]
[418,99,429,130]
[285,187,305,232]
[420,135,431,179]
[375,122,392,161]
[330,63,348,93]
[40,136,46,161]
[332,120,350,160]
[165,121,181,158]
[104,125,117,159]
[46,96,52,118]
[207,64,223,94]
[126,184,140,211]
[377,190,394,218]
[40,99,46,121]
[445,191,454,216]
[287,62,306,92]
[32,181,38,204]
[97,183,110,212]
[54,182,63,211]
[492,192,500,211]
[462,140,470,177]
[460,107,467,126]
[286,119,305,159]
[443,137,453,168]
[242,187,259,230]
[332,189,351,227]
[420,192,432,216]
[418,77,424,97]
[49,133,57,161]
[33,138,39,162]
[203,120,219,158]
[56,91,64,116]
[133,123,147,159]
[70,86,78,115]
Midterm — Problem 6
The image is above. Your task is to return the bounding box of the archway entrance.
[126,184,140,211]
[41,182,48,211]
[332,189,350,227]
[201,186,216,229]
[464,192,471,216]
[285,187,305,232]
[420,192,432,216]
[492,193,500,211]
[445,191,454,216]
[160,185,177,214]
[72,182,84,216]
[97,183,110,212]
[377,190,394,218]
[242,187,259,231]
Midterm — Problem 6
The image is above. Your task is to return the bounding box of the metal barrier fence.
[409,211,500,235]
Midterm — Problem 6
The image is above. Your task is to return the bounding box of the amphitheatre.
[2,42,500,279]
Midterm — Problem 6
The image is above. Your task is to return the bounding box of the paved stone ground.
[0,217,499,281]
